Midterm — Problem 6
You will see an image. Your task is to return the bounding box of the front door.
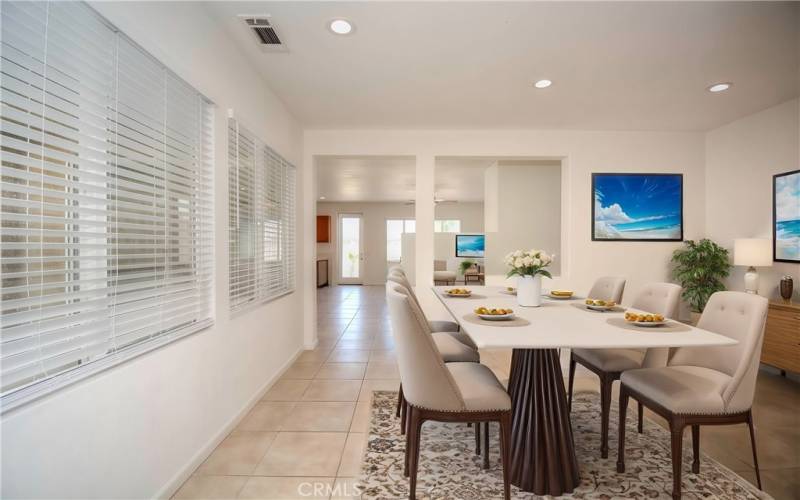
[338,214,363,284]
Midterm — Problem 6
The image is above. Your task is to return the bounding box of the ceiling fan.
[404,194,458,205]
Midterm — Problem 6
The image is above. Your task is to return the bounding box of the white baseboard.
[155,346,304,499]
[304,338,319,350]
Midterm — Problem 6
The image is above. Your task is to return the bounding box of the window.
[0,1,214,407]
[434,219,461,233]
[228,118,296,312]
[386,219,415,262]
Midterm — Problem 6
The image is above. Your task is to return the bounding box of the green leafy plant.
[459,260,476,274]
[671,239,731,313]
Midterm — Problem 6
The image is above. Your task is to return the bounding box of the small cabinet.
[317,215,330,243]
[761,301,800,373]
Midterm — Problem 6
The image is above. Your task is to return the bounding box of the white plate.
[629,320,667,328]
[478,313,516,321]
[586,304,614,311]
[445,291,472,298]
[500,289,517,296]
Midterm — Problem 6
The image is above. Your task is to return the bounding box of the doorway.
[338,213,363,284]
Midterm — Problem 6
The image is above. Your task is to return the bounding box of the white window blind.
[228,118,295,312]
[0,1,214,408]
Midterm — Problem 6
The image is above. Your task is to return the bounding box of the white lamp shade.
[733,239,772,267]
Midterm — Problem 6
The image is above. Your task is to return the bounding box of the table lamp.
[733,239,772,294]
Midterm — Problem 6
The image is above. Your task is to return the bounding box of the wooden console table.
[761,301,799,374]
[317,259,329,288]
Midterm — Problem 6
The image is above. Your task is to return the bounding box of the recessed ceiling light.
[707,82,732,93]
[319,196,326,200]
[533,79,552,89]
[329,19,353,35]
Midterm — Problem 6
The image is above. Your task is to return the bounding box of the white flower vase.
[517,275,542,307]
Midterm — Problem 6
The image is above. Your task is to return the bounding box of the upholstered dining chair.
[386,283,512,500]
[387,270,465,337]
[617,291,768,500]
[568,282,681,458]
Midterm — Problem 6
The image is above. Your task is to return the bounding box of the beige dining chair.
[586,276,627,303]
[386,270,465,337]
[386,282,512,500]
[568,282,681,458]
[617,291,768,500]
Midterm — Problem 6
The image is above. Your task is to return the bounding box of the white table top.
[431,286,737,350]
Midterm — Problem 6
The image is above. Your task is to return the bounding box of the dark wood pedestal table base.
[508,348,580,495]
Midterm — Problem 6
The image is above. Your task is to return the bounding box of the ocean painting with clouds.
[774,170,800,262]
[592,173,683,241]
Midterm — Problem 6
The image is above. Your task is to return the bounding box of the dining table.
[431,285,738,496]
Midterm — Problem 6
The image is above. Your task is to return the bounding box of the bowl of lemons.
[445,288,472,297]
[585,298,616,311]
[624,311,667,327]
[475,306,515,321]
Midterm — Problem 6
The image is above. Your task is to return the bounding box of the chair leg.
[616,388,629,473]
[474,420,481,455]
[567,353,576,412]
[404,407,411,477]
[482,421,490,469]
[599,374,612,458]
[670,421,685,500]
[409,407,423,500]
[498,413,512,500]
[396,384,403,418]
[400,400,407,435]
[691,425,700,474]
[637,401,644,434]
[747,411,763,490]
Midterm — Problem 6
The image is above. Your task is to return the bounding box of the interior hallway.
[173,286,799,499]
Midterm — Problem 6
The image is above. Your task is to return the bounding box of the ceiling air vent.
[239,15,288,52]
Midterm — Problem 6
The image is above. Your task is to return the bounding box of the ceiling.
[316,156,416,202]
[316,156,559,202]
[208,1,799,131]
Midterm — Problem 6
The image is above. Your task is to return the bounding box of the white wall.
[705,98,800,299]
[316,201,484,285]
[303,129,707,343]
[1,3,305,499]
[484,161,563,276]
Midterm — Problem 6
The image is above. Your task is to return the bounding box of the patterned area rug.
[358,391,769,499]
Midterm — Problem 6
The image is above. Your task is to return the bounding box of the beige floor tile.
[262,380,310,402]
[254,432,347,477]
[196,432,277,476]
[761,467,800,500]
[238,476,334,499]
[337,433,366,476]
[335,338,374,350]
[364,361,399,380]
[303,379,363,402]
[368,349,396,362]
[296,349,333,364]
[339,330,376,340]
[349,402,372,433]
[327,349,371,363]
[173,475,248,499]
[281,362,322,380]
[236,403,296,432]
[315,363,367,380]
[358,379,400,402]
[281,402,356,432]
[370,337,395,349]
[330,477,363,500]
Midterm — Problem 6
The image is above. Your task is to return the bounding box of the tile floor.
[174,285,800,500]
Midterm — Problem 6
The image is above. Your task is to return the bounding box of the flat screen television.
[455,234,485,258]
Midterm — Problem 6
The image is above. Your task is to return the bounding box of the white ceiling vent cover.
[238,15,288,52]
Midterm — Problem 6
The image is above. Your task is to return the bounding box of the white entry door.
[338,214,363,284]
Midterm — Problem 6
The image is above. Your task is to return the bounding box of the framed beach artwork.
[592,173,683,241]
[773,169,800,262]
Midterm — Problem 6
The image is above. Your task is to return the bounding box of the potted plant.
[670,239,731,323]
[504,249,554,307]
[459,259,476,276]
